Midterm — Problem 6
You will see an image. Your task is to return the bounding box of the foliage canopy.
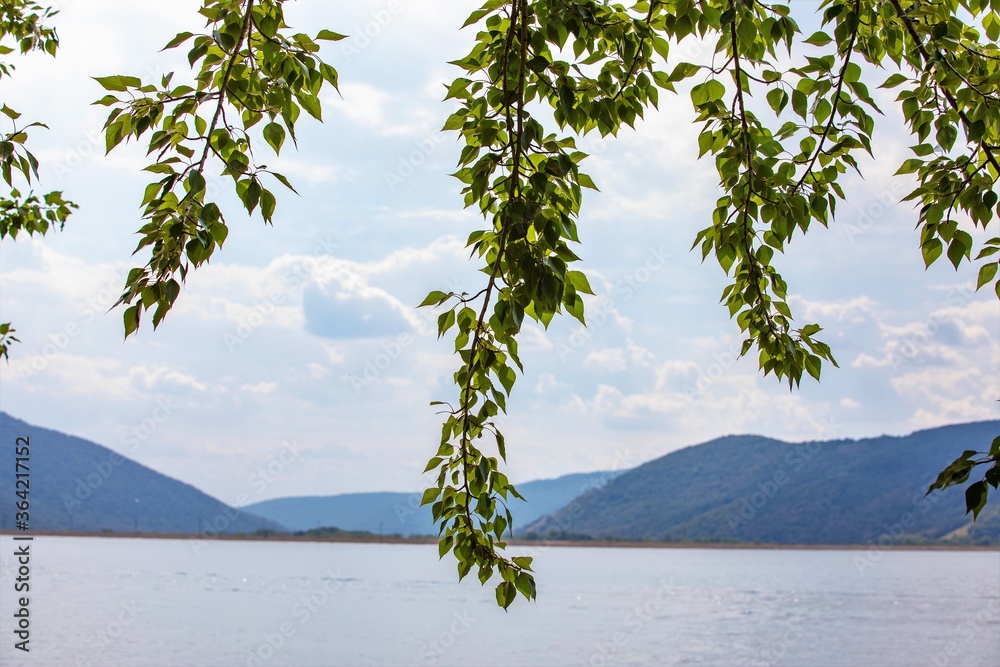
[2,0,998,607]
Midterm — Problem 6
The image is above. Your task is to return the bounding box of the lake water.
[0,536,996,667]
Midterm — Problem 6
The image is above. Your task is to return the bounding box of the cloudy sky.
[0,0,997,506]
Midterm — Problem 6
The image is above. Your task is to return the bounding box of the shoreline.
[1,529,996,551]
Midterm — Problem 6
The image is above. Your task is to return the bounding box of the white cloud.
[324,82,390,128]
[584,347,627,372]
[241,381,278,395]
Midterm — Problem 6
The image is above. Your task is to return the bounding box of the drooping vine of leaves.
[0,0,77,359]
[422,0,999,607]
[421,0,687,608]
[96,0,343,334]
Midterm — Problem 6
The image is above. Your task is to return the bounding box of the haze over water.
[0,536,997,667]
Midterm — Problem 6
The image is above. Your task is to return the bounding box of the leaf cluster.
[424,0,999,607]
[96,0,343,334]
[0,1,75,361]
[423,0,665,608]
[927,436,1000,519]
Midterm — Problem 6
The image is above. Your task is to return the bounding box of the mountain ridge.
[0,412,281,534]
[525,420,1000,545]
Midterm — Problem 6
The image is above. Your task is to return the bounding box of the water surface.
[0,536,996,666]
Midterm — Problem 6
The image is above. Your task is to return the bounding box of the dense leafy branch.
[96,0,343,334]
[0,0,76,360]
[419,0,997,606]
[421,0,671,607]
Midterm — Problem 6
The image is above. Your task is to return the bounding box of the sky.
[0,0,997,508]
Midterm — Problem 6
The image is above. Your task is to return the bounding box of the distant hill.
[526,421,1000,545]
[244,470,623,535]
[5,410,996,546]
[0,413,282,534]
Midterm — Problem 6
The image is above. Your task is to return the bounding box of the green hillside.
[526,421,1000,545]
[0,412,282,534]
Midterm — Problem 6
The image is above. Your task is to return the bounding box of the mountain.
[5,409,996,546]
[244,470,623,535]
[526,421,1000,545]
[0,412,282,534]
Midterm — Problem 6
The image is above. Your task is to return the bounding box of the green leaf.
[496,581,516,609]
[442,114,465,131]
[299,94,322,121]
[263,122,286,155]
[438,534,453,558]
[879,73,908,89]
[512,556,533,570]
[966,480,988,519]
[566,270,594,295]
[93,75,132,92]
[316,29,348,41]
[259,189,276,222]
[968,120,986,144]
[123,305,141,338]
[804,31,832,46]
[186,170,206,195]
[977,263,998,290]
[985,466,1000,489]
[766,88,787,114]
[419,291,449,307]
[420,487,439,506]
[578,173,599,190]
[163,32,194,50]
[791,89,807,118]
[271,171,299,194]
[514,572,533,599]
[691,79,725,106]
[947,238,969,269]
